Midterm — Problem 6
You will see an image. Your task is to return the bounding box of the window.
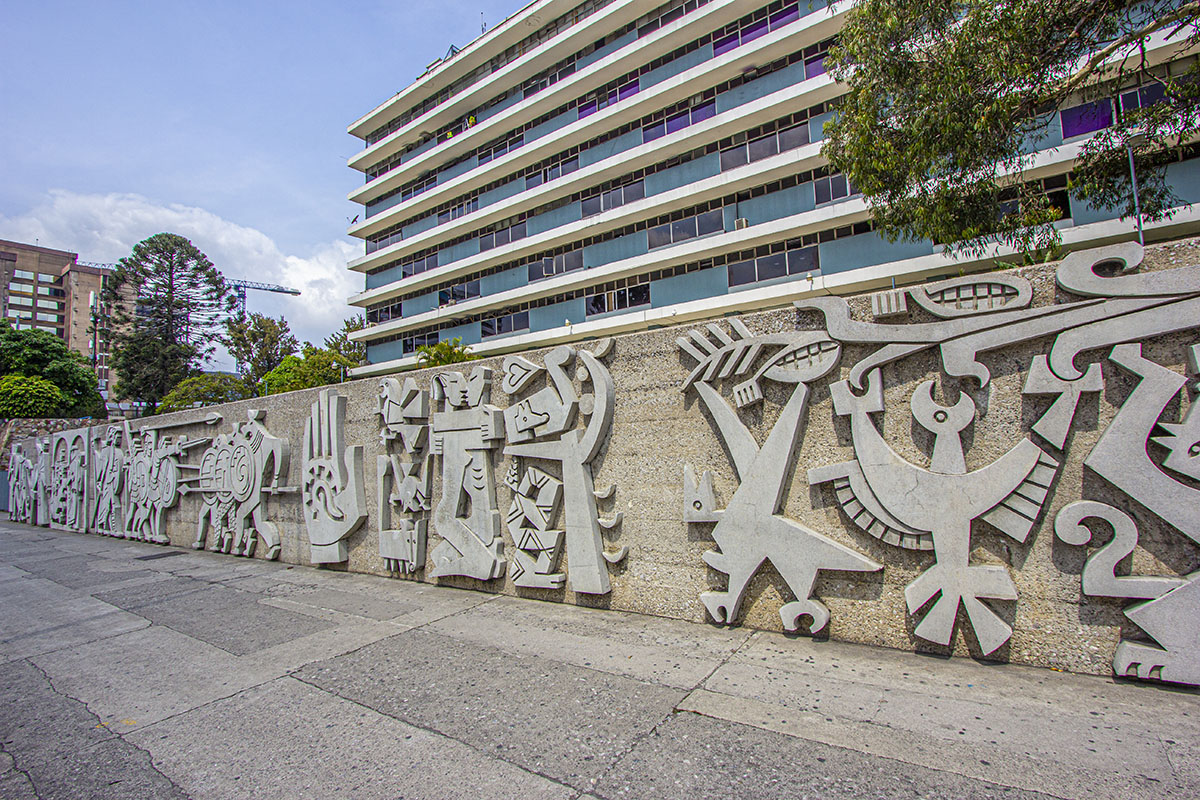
[481,309,530,338]
[1060,99,1113,139]
[647,207,723,249]
[401,331,438,355]
[438,197,479,224]
[642,99,716,142]
[36,312,59,323]
[478,133,524,165]
[13,270,34,279]
[401,251,439,278]
[727,243,819,287]
[526,155,579,189]
[37,273,56,283]
[719,122,809,171]
[1121,82,1167,115]
[37,299,59,310]
[8,295,31,306]
[581,179,645,217]
[438,280,481,307]
[579,78,640,119]
[712,2,802,57]
[814,173,855,205]
[479,219,527,251]
[585,282,649,316]
[529,249,584,281]
[366,229,404,254]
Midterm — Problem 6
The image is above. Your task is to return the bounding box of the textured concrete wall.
[10,240,1200,685]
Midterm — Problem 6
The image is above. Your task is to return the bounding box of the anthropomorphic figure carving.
[378,377,432,574]
[124,420,210,545]
[91,426,125,537]
[303,389,366,564]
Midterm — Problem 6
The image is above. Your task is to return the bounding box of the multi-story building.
[1,239,116,395]
[345,0,1200,376]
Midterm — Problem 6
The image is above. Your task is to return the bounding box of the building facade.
[1,239,116,395]
[344,0,1200,376]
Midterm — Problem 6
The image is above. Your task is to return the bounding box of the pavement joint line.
[0,742,43,800]
[288,672,583,795]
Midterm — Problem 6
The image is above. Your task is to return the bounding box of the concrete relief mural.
[8,243,1200,688]
[377,377,432,574]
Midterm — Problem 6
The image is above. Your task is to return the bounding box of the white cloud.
[0,190,362,369]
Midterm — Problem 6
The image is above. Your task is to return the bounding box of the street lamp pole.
[1126,130,1147,246]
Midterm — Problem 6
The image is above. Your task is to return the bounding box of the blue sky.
[0,0,519,366]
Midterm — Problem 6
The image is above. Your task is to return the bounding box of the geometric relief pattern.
[378,376,432,574]
[303,388,367,565]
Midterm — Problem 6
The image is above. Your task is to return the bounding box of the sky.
[0,0,520,370]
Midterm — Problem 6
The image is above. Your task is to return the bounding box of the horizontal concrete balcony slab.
[348,75,842,274]
[350,205,1200,376]
[348,2,845,212]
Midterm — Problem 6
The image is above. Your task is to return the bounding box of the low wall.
[9,241,1200,687]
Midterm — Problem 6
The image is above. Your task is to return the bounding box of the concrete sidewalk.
[0,520,1196,800]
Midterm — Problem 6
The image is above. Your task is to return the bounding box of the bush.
[0,374,69,418]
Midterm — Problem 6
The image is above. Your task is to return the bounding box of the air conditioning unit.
[734,217,750,230]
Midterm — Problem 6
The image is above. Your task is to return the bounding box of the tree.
[0,375,69,419]
[0,321,104,416]
[324,315,367,367]
[824,0,1200,257]
[157,373,254,414]
[103,233,237,412]
[260,345,352,395]
[416,337,478,367]
[224,313,299,388]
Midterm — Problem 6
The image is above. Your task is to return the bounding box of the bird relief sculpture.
[500,339,626,594]
[303,388,367,564]
[377,376,432,574]
[678,321,882,633]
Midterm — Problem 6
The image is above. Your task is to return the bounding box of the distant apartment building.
[344,0,1200,376]
[1,239,116,395]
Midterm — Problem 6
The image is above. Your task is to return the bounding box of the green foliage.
[323,315,367,367]
[0,375,69,419]
[103,233,237,411]
[0,320,104,417]
[824,0,1200,258]
[223,312,299,387]
[415,337,478,367]
[157,373,254,414]
[260,345,352,395]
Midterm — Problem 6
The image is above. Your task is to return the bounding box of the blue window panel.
[479,178,525,209]
[401,290,439,317]
[715,63,806,115]
[530,298,586,332]
[527,200,581,236]
[365,191,404,219]
[1020,113,1063,154]
[367,339,406,364]
[645,153,720,196]
[439,320,482,346]
[583,231,648,268]
[1067,193,1119,227]
[402,214,438,239]
[736,185,804,225]
[650,265,730,308]
[580,129,642,167]
[399,136,439,166]
[480,264,529,295]
[1166,157,1200,205]
[477,92,522,125]
[526,109,577,145]
[439,238,481,265]
[819,232,932,274]
[365,264,405,290]
[641,44,712,90]
[576,29,638,71]
[439,155,479,183]
[808,110,835,143]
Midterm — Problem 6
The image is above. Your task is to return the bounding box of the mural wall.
[9,243,1200,688]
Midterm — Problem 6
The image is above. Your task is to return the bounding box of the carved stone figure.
[303,388,366,564]
[377,377,432,574]
[91,426,124,537]
[190,411,292,559]
[124,419,211,545]
[429,366,506,581]
[501,340,625,594]
[679,322,882,632]
[48,430,88,531]
[7,443,38,525]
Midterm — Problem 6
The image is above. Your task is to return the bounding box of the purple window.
[769,5,800,28]
[578,99,598,119]
[618,79,640,101]
[666,110,690,134]
[805,54,826,78]
[691,100,716,123]
[741,18,769,45]
[643,121,665,142]
[1061,99,1113,139]
[713,31,739,56]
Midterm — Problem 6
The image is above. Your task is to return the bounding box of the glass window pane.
[586,294,607,315]
[513,311,528,330]
[481,318,497,337]
[1120,89,1141,113]
[528,261,545,282]
[697,208,724,236]
[1060,99,1112,138]
[713,31,739,56]
[624,180,644,203]
[495,227,510,247]
[618,79,639,101]
[512,221,526,240]
[748,134,779,162]
[779,124,810,151]
[467,280,480,298]
[815,178,832,205]
[498,314,512,334]
[741,18,769,44]
[565,249,584,271]
[614,288,629,310]
[769,5,800,27]
[1139,82,1167,108]
[805,54,826,78]
[757,253,787,281]
[526,171,543,189]
[563,156,579,175]
[578,100,597,119]
[643,122,665,142]
[666,110,690,134]
[787,246,818,274]
[671,217,697,242]
[629,284,650,306]
[691,100,716,123]
[831,173,848,199]
[720,145,749,171]
[727,259,757,286]
[582,196,602,217]
[647,223,672,249]
[480,232,495,250]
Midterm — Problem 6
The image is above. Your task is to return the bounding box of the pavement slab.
[125,676,575,800]
[0,577,149,663]
[295,627,687,791]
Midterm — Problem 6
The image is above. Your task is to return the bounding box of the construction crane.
[227,278,301,317]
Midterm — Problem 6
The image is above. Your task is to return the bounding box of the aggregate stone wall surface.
[9,240,1200,685]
